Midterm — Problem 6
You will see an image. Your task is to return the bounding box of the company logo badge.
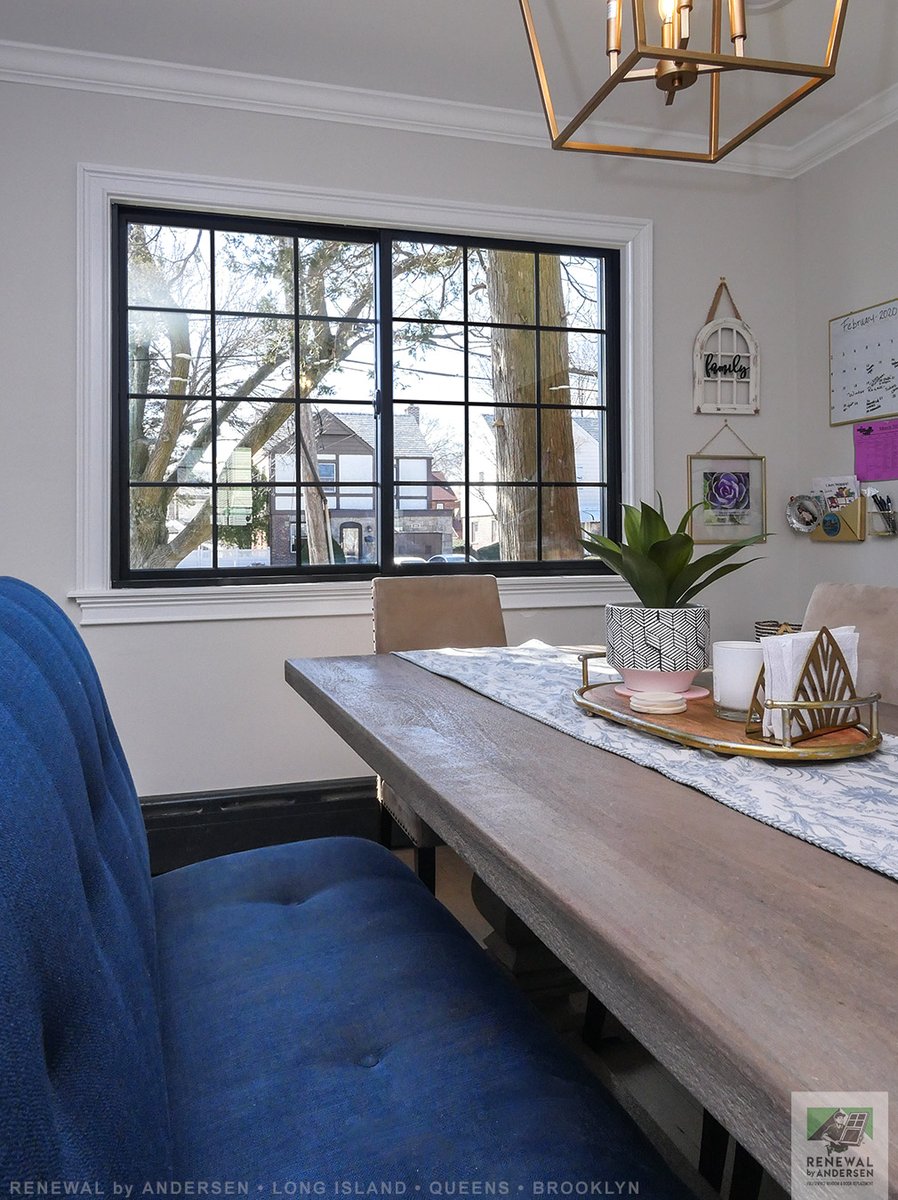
[792,1092,888,1199]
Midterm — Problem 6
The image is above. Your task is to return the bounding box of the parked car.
[393,555,427,565]
[428,553,477,563]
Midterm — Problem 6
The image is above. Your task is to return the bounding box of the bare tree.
[417,413,464,480]
[128,226,371,568]
[125,226,585,570]
[486,251,581,560]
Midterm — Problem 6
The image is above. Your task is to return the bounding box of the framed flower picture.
[687,453,766,544]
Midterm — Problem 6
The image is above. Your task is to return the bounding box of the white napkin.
[761,626,859,740]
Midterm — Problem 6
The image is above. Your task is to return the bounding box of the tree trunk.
[299,406,333,564]
[487,252,580,560]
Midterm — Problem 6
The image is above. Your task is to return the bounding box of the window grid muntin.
[114,206,620,585]
[385,233,611,564]
[122,216,380,576]
[535,253,544,560]
[209,229,219,568]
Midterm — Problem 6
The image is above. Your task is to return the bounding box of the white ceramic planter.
[604,603,711,693]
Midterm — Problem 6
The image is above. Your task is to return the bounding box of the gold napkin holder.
[745,626,880,749]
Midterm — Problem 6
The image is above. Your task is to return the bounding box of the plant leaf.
[676,501,705,536]
[581,539,624,576]
[620,543,668,606]
[640,501,671,549]
[646,533,694,603]
[667,534,766,604]
[582,531,624,556]
[622,504,649,554]
[678,558,764,605]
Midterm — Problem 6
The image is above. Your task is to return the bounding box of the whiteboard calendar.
[830,298,898,426]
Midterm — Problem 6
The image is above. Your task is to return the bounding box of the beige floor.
[397,845,788,1200]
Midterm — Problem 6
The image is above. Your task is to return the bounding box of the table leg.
[699,1110,729,1191]
[415,845,437,894]
[378,804,394,848]
[582,993,608,1051]
[730,1143,763,1200]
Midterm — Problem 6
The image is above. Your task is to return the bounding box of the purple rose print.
[703,471,750,520]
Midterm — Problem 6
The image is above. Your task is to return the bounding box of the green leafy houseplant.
[582,497,765,608]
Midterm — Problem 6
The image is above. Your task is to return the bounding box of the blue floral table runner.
[395,641,898,882]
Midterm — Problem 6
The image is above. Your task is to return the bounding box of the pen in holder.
[868,492,898,537]
[744,627,880,750]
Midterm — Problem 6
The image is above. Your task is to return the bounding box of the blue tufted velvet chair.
[0,576,172,1182]
[0,577,692,1197]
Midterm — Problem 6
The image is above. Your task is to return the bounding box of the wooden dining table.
[284,651,898,1196]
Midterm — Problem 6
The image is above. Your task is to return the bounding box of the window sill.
[70,576,637,626]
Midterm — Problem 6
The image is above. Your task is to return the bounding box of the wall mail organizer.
[694,278,760,416]
[808,497,866,543]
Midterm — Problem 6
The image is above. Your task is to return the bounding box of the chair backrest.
[0,578,171,1184]
[372,575,507,654]
[801,581,898,705]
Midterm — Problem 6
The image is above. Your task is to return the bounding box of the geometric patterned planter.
[605,603,711,693]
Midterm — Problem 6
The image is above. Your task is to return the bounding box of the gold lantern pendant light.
[519,0,849,163]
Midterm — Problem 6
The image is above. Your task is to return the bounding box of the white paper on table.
[761,626,859,740]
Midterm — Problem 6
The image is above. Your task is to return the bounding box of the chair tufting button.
[358,1052,380,1068]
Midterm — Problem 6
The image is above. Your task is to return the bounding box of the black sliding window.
[113,206,620,585]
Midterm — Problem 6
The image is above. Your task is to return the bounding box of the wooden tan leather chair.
[802,582,898,705]
[372,575,507,891]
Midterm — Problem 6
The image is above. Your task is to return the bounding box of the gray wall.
[0,79,822,794]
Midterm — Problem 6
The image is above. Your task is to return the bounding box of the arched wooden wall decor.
[694,279,760,416]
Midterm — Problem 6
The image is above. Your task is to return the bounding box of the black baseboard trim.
[141,776,379,875]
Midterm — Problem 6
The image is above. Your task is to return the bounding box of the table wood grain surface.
[285,653,898,1194]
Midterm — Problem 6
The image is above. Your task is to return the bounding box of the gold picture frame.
[688,452,766,545]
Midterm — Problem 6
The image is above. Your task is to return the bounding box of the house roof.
[572,414,601,444]
[264,407,435,460]
[430,469,457,505]
[325,409,432,458]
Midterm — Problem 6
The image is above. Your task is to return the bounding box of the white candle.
[713,640,763,720]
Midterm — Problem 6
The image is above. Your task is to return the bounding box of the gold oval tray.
[573,683,881,761]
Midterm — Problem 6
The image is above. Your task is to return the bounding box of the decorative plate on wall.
[785,494,824,534]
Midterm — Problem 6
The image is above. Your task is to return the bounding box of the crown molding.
[783,78,898,178]
[2,38,896,179]
[0,39,544,147]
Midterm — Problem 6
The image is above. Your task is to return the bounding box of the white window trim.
[71,163,652,625]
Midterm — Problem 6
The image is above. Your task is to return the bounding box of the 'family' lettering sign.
[694,317,760,415]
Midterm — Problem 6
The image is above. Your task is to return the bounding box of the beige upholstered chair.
[802,582,898,705]
[372,575,507,891]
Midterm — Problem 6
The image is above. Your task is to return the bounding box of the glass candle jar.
[712,640,764,721]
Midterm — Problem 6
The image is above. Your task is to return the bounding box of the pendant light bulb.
[606,0,622,68]
[659,0,678,49]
